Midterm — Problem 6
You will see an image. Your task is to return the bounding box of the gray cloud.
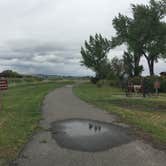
[0,0,165,76]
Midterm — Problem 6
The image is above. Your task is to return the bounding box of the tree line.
[0,70,22,78]
[81,0,166,81]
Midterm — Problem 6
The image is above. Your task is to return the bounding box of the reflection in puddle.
[63,121,108,137]
[51,119,133,152]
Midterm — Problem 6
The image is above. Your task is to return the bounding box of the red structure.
[0,80,8,90]
[128,85,143,93]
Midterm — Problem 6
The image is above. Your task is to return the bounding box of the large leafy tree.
[110,57,125,80]
[111,14,143,77]
[123,51,143,77]
[81,34,111,79]
[112,0,166,76]
[0,70,22,78]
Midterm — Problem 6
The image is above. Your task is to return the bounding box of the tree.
[109,57,128,88]
[0,70,22,78]
[111,14,143,77]
[132,0,166,75]
[112,0,166,76]
[81,34,111,79]
[123,51,143,77]
[110,57,125,80]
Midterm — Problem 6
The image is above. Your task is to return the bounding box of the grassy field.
[0,81,72,163]
[74,82,166,146]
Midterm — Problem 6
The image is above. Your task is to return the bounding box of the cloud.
[0,0,165,76]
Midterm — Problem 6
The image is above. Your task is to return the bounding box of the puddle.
[51,119,133,152]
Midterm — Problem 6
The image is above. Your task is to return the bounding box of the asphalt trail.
[14,85,166,166]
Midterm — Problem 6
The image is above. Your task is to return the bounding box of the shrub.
[129,76,166,93]
[0,70,22,78]
[108,80,117,87]
[96,80,104,88]
[90,77,100,84]
[129,76,142,85]
[160,77,166,93]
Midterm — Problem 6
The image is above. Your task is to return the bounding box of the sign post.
[0,79,8,111]
[154,79,160,96]
[0,80,8,90]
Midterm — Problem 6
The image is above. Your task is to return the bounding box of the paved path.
[14,85,166,166]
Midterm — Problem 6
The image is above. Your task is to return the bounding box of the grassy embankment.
[0,80,73,164]
[74,82,166,146]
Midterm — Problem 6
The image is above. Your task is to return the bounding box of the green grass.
[74,82,166,144]
[0,81,72,162]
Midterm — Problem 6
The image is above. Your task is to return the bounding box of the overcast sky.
[0,0,165,76]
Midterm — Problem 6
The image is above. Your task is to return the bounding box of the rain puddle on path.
[51,119,133,152]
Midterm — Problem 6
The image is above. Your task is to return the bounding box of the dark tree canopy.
[123,51,143,77]
[112,0,166,76]
[81,34,111,79]
[110,57,125,80]
[0,70,22,78]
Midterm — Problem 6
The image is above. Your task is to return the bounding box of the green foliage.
[145,76,157,91]
[81,34,111,79]
[112,0,166,76]
[0,70,22,78]
[160,77,166,92]
[130,76,166,93]
[129,76,142,85]
[123,51,143,77]
[110,57,125,79]
[112,14,131,47]
[23,76,44,82]
[104,79,118,87]
[74,83,166,143]
[98,61,112,80]
[90,77,100,84]
[96,80,104,88]
[132,0,166,75]
[109,80,118,87]
[80,0,165,79]
[6,76,44,85]
[0,81,72,161]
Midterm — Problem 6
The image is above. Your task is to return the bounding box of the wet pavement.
[14,85,166,166]
[51,119,133,152]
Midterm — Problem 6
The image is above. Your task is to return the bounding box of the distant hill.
[33,74,90,79]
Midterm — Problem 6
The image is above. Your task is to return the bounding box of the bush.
[23,76,44,82]
[0,70,22,78]
[108,79,118,87]
[96,80,104,88]
[144,76,166,93]
[130,76,142,85]
[145,76,156,93]
[90,77,100,84]
[128,76,166,93]
[160,77,166,93]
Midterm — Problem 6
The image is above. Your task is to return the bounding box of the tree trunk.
[134,53,141,76]
[147,60,154,76]
[143,51,155,76]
